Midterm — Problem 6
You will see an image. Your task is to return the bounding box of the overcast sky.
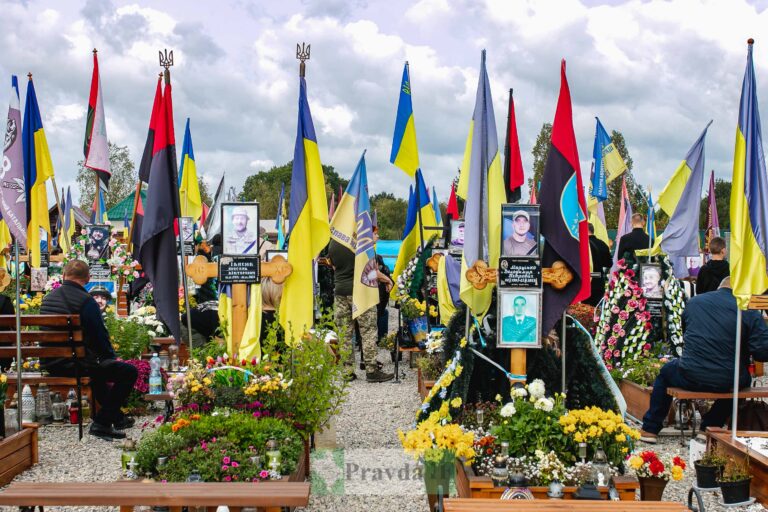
[2,0,768,210]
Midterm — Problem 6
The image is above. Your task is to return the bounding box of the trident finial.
[296,42,311,78]
[159,49,174,83]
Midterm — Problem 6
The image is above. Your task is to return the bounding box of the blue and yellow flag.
[330,151,379,318]
[90,187,108,224]
[591,117,627,201]
[280,76,330,343]
[731,40,768,308]
[459,51,506,317]
[178,118,202,224]
[646,190,656,245]
[390,63,419,177]
[390,171,438,298]
[22,77,54,268]
[59,187,75,251]
[431,186,443,227]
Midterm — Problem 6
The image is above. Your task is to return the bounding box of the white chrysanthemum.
[528,379,546,399]
[512,387,528,398]
[534,397,554,412]
[500,403,516,417]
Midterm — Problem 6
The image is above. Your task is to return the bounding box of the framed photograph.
[85,224,111,262]
[265,250,288,262]
[221,202,260,256]
[30,267,48,292]
[501,204,540,259]
[180,217,195,243]
[449,219,465,251]
[497,289,542,348]
[640,263,663,300]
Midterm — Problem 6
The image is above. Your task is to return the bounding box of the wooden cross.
[186,255,292,354]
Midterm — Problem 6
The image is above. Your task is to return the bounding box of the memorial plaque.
[498,258,542,288]
[219,256,261,284]
[90,262,111,281]
[39,251,49,268]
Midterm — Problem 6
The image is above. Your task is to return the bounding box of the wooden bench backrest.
[444,499,688,511]
[0,314,85,359]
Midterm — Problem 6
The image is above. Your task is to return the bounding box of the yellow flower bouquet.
[559,406,640,467]
[398,410,476,464]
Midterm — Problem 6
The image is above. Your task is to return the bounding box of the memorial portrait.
[641,264,663,299]
[180,217,194,243]
[498,289,541,348]
[222,202,260,256]
[85,224,110,262]
[30,267,47,292]
[449,220,465,251]
[501,204,540,258]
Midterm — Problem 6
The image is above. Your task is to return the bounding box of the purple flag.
[1,76,27,244]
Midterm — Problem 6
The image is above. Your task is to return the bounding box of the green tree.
[239,161,348,219]
[370,192,408,239]
[77,142,137,211]
[699,177,730,231]
[199,178,213,206]
[528,123,552,192]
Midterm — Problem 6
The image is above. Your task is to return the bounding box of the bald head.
[631,214,645,228]
[719,276,731,289]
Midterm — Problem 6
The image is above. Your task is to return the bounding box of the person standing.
[587,223,612,305]
[696,237,729,294]
[616,213,650,262]
[327,238,393,383]
[41,260,138,440]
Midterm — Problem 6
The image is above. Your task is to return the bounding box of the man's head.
[588,223,595,235]
[710,237,727,259]
[513,295,526,316]
[63,260,90,286]
[231,206,249,234]
[719,276,732,289]
[91,229,105,241]
[90,286,111,311]
[631,213,645,228]
[512,210,531,238]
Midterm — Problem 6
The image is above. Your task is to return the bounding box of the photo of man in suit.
[501,294,538,344]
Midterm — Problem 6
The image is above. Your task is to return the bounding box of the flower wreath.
[394,236,437,302]
[63,227,141,283]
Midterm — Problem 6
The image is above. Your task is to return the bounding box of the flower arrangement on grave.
[628,451,686,481]
[398,406,476,464]
[128,306,168,338]
[15,293,43,314]
[63,227,140,283]
[491,380,570,459]
[567,303,598,336]
[44,274,62,292]
[559,406,640,467]
[610,354,669,387]
[106,313,159,359]
[134,411,305,481]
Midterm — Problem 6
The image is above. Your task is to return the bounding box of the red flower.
[649,459,665,475]
[641,451,657,463]
[673,456,686,470]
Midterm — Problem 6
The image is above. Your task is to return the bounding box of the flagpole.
[561,311,567,394]
[732,308,742,440]
[50,177,69,253]
[13,239,21,431]
[160,50,194,350]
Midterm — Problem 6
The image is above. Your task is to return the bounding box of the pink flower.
[619,330,626,337]
[611,306,620,314]
[231,461,239,468]
[604,349,612,359]
[222,465,229,471]
[603,324,611,333]
[612,324,621,333]
[606,364,613,371]
[253,411,262,418]
[627,299,638,309]
[625,269,635,277]
[613,350,620,357]
[260,470,270,479]
[607,337,617,346]
[624,290,632,297]
[643,343,651,352]
[645,322,653,330]
[223,476,232,482]
[618,311,630,321]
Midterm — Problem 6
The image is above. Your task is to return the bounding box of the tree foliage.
[370,192,408,239]
[77,142,136,211]
[699,178,731,230]
[528,123,552,192]
[239,161,348,219]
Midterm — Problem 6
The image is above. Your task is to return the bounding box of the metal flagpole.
[14,240,21,431]
[732,308,742,440]
[647,186,653,256]
[561,311,567,394]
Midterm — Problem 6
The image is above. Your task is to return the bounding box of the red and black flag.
[130,193,144,259]
[539,61,590,334]
[84,50,111,189]
[138,76,181,342]
[446,181,459,220]
[503,88,524,203]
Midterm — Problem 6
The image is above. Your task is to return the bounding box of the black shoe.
[345,372,357,382]
[359,361,384,371]
[114,416,136,430]
[366,369,394,383]
[89,422,126,440]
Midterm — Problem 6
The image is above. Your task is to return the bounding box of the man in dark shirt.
[41,260,138,440]
[327,239,393,383]
[587,223,612,305]
[616,214,650,262]
[696,237,729,294]
[640,277,768,442]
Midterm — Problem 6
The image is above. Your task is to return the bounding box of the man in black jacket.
[696,237,729,294]
[616,214,650,262]
[587,223,612,305]
[41,260,138,440]
[640,277,768,442]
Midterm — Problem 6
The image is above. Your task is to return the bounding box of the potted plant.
[627,451,685,500]
[694,447,727,489]
[717,455,752,504]
[400,297,429,342]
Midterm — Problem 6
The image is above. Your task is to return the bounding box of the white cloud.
[405,0,452,23]
[250,159,275,171]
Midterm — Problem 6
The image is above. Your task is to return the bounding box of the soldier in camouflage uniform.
[328,238,393,383]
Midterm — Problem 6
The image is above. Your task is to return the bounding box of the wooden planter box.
[455,459,639,500]
[708,428,768,505]
[0,425,39,487]
[620,379,652,422]
[417,368,436,400]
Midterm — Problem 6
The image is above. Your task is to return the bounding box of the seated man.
[640,277,768,443]
[41,260,138,440]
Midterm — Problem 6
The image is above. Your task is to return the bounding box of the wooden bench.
[443,498,689,511]
[667,386,768,443]
[0,314,87,439]
[0,481,311,512]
